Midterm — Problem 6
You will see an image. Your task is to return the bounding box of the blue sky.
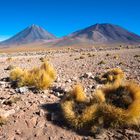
[0,0,140,41]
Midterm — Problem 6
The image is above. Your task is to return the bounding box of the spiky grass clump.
[60,68,140,135]
[71,84,87,102]
[95,82,140,127]
[61,85,98,130]
[10,67,24,81]
[97,68,125,86]
[10,61,56,89]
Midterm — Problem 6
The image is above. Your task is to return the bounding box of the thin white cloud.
[0,35,10,41]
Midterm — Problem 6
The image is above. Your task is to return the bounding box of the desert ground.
[0,47,140,140]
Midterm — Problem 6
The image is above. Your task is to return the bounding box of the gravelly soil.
[0,48,140,140]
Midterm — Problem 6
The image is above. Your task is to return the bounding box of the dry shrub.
[95,81,140,127]
[96,68,125,87]
[10,61,56,89]
[61,84,98,130]
[60,68,140,134]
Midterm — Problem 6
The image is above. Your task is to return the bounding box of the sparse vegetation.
[10,61,56,89]
[60,84,98,131]
[60,68,140,134]
[95,81,140,127]
[95,68,125,86]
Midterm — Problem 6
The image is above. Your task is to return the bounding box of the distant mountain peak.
[70,23,140,43]
[0,24,56,45]
[54,23,140,46]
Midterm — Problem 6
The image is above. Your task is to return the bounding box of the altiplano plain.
[0,47,140,140]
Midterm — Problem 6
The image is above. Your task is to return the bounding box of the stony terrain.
[0,47,140,140]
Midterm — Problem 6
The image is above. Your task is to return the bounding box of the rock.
[65,79,72,83]
[35,109,45,117]
[83,72,93,78]
[90,75,94,79]
[54,92,63,97]
[71,77,77,81]
[0,108,15,119]
[15,129,22,135]
[15,86,29,94]
[56,77,61,82]
[96,84,102,89]
[88,85,95,90]
[36,118,45,128]
[51,86,66,94]
[5,65,15,70]
[0,81,8,88]
[42,90,49,94]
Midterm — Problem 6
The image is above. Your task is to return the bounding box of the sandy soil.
[0,47,140,140]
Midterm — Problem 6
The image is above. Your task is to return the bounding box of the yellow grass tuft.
[101,68,125,87]
[59,68,140,134]
[71,84,87,102]
[10,61,56,89]
[97,81,140,127]
[10,67,24,81]
[60,80,140,133]
[60,85,98,129]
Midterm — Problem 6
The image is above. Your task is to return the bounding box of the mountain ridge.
[0,24,57,45]
[53,23,140,46]
[1,23,140,47]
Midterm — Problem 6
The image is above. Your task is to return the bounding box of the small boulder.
[15,86,29,94]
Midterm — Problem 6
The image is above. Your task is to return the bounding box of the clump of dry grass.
[95,81,140,127]
[60,84,98,130]
[96,68,125,87]
[10,61,56,89]
[60,68,140,134]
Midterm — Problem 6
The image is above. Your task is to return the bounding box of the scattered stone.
[65,79,72,83]
[0,81,8,88]
[15,86,29,94]
[5,65,15,70]
[71,77,77,81]
[51,86,66,94]
[82,72,93,78]
[15,129,22,135]
[0,108,15,119]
